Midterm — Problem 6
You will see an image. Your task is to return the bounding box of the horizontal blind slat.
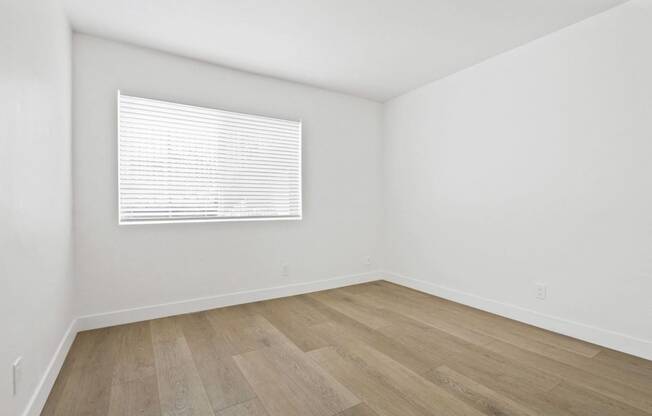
[120,106,300,136]
[120,154,299,169]
[120,170,299,182]
[119,175,300,186]
[120,134,299,154]
[119,116,300,143]
[120,95,300,129]
[120,187,300,194]
[120,125,301,150]
[120,163,298,177]
[120,143,299,163]
[122,208,301,214]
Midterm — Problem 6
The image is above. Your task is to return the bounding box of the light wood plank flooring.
[42,281,652,416]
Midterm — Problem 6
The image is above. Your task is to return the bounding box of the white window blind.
[118,91,302,224]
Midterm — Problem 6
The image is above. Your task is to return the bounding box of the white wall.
[73,34,383,318]
[0,0,73,414]
[3,1,651,412]
[384,0,652,357]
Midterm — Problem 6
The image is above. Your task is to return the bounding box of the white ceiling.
[62,0,628,101]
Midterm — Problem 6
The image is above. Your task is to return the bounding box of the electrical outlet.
[12,357,22,396]
[535,283,547,300]
[364,256,372,267]
[281,263,289,277]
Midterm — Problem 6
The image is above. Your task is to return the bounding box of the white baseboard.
[77,271,381,331]
[24,271,379,416]
[23,269,652,416]
[383,271,652,361]
[22,318,79,416]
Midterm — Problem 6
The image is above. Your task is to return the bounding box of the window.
[117,91,302,224]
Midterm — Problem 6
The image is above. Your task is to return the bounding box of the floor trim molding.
[26,271,380,415]
[25,269,652,415]
[383,271,652,361]
[76,271,381,331]
[22,318,79,416]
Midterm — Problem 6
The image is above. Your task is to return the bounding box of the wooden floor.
[42,281,652,416]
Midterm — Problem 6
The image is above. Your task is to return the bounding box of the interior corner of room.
[2,0,651,415]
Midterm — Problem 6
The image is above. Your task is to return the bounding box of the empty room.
[3,0,652,415]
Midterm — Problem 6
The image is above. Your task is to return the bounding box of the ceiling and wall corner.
[61,0,629,101]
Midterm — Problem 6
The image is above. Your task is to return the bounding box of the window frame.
[117,90,303,225]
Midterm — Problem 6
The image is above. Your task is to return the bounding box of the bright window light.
[117,91,302,224]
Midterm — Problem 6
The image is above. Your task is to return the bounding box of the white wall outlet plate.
[535,283,547,300]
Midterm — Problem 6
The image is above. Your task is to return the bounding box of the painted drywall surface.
[62,0,628,101]
[0,0,73,414]
[73,34,383,316]
[383,0,652,343]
